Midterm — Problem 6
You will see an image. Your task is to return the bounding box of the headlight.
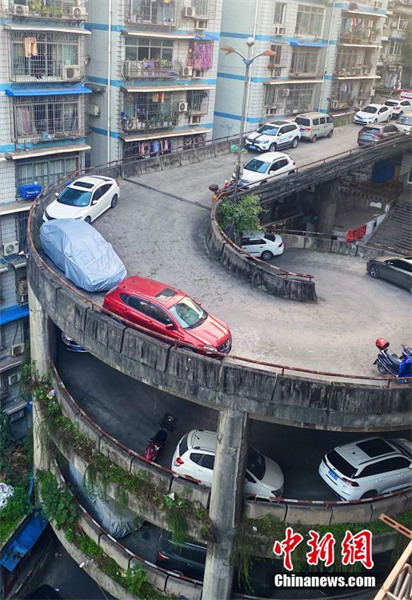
[203,345,217,354]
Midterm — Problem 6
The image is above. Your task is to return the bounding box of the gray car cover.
[40,219,127,293]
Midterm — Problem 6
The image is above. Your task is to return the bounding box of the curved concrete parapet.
[27,243,410,431]
[206,210,318,302]
[50,365,411,527]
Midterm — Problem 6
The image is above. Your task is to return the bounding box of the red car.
[103,276,232,356]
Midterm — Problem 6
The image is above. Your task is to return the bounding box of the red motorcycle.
[144,413,178,462]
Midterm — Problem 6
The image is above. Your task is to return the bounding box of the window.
[359,462,388,477]
[200,454,215,470]
[313,118,320,125]
[124,91,178,126]
[291,48,319,74]
[295,5,323,36]
[391,260,412,272]
[274,2,286,24]
[13,95,80,142]
[169,297,207,329]
[389,41,402,56]
[320,117,326,124]
[120,293,128,303]
[92,186,105,202]
[179,434,189,456]
[190,452,203,464]
[247,448,266,480]
[326,116,332,123]
[127,0,175,25]
[16,153,80,195]
[125,36,173,62]
[328,450,356,478]
[284,84,315,113]
[269,45,282,67]
[150,304,173,325]
[128,296,152,317]
[246,471,256,483]
[242,238,264,245]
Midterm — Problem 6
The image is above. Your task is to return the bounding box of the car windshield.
[247,447,266,480]
[169,297,207,329]
[256,125,279,136]
[244,159,269,173]
[362,106,377,114]
[57,187,92,207]
[362,128,380,135]
[385,101,398,107]
[397,115,412,125]
[327,450,356,478]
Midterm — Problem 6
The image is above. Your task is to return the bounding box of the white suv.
[237,152,296,188]
[384,98,412,118]
[172,430,284,500]
[241,231,284,261]
[319,437,412,501]
[245,121,301,152]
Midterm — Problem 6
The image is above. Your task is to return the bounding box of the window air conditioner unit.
[182,66,193,77]
[266,106,278,115]
[282,88,290,97]
[195,18,208,29]
[8,373,21,386]
[123,118,139,131]
[373,1,382,7]
[88,104,100,117]
[179,102,189,112]
[274,26,286,35]
[72,6,87,19]
[184,6,196,18]
[370,88,376,96]
[124,60,140,78]
[10,343,25,357]
[3,241,19,256]
[13,4,29,16]
[62,65,81,80]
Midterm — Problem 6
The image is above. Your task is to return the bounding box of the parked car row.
[170,430,412,502]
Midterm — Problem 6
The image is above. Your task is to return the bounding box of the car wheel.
[291,137,299,148]
[84,216,92,224]
[311,135,317,143]
[261,250,273,261]
[377,363,387,375]
[327,129,334,138]
[111,194,118,209]
[369,265,380,278]
[269,143,277,152]
[360,490,378,500]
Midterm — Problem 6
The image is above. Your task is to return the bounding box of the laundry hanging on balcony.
[187,42,213,70]
[24,37,37,58]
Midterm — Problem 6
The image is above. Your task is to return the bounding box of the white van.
[295,112,334,142]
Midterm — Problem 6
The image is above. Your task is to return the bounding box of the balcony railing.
[7,1,87,20]
[125,0,176,26]
[11,61,84,83]
[121,110,179,133]
[123,60,181,80]
[338,31,379,43]
[334,65,373,76]
[267,64,286,77]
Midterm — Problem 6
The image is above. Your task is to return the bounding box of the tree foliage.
[219,193,265,240]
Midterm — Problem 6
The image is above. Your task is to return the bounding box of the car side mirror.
[91,200,97,205]
[55,192,59,197]
[165,323,175,330]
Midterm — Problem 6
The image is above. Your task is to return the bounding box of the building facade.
[85,0,223,166]
[377,0,412,92]
[0,0,91,435]
[213,0,390,138]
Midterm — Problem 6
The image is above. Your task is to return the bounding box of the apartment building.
[214,0,388,137]
[85,0,223,166]
[378,0,412,91]
[0,0,91,436]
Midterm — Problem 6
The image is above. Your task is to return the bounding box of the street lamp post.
[221,38,276,204]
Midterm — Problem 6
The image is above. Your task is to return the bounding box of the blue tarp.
[0,304,29,325]
[5,86,92,97]
[0,513,48,572]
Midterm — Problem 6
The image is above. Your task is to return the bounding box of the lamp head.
[246,37,255,47]
[221,44,235,54]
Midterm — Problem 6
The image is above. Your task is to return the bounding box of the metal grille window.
[274,2,286,23]
[331,81,355,106]
[10,32,80,81]
[295,5,323,36]
[269,45,282,66]
[187,90,209,114]
[192,0,209,16]
[290,48,318,74]
[124,92,179,125]
[389,41,402,56]
[127,0,176,24]
[125,37,173,62]
[285,84,314,112]
[15,153,80,195]
[13,95,82,143]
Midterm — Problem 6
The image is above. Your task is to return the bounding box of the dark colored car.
[103,276,232,356]
[24,585,63,599]
[61,332,87,353]
[156,539,206,580]
[367,256,412,292]
[357,123,403,146]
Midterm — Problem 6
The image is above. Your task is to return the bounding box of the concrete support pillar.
[316,178,340,235]
[202,408,249,600]
[28,283,53,472]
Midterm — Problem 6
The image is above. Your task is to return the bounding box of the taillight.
[278,242,283,248]
[341,477,359,487]
[376,133,384,138]
[305,127,311,131]
[175,457,184,466]
[115,179,120,187]
[157,552,169,561]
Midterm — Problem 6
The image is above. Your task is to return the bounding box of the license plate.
[249,145,257,150]
[328,469,338,481]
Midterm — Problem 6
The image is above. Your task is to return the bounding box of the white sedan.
[354,104,392,125]
[241,231,284,261]
[235,151,296,188]
[43,175,120,223]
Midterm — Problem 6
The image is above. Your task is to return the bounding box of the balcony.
[7,1,87,20]
[121,109,179,134]
[267,64,286,77]
[334,65,374,77]
[338,31,379,44]
[125,0,176,26]
[123,60,181,80]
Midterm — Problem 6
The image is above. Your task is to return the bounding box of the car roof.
[187,429,217,453]
[372,256,412,264]
[254,151,290,161]
[116,276,184,307]
[265,120,293,126]
[362,103,384,109]
[70,175,114,189]
[296,112,329,118]
[334,437,400,467]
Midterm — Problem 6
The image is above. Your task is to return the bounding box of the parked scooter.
[144,413,178,462]
[374,338,412,379]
